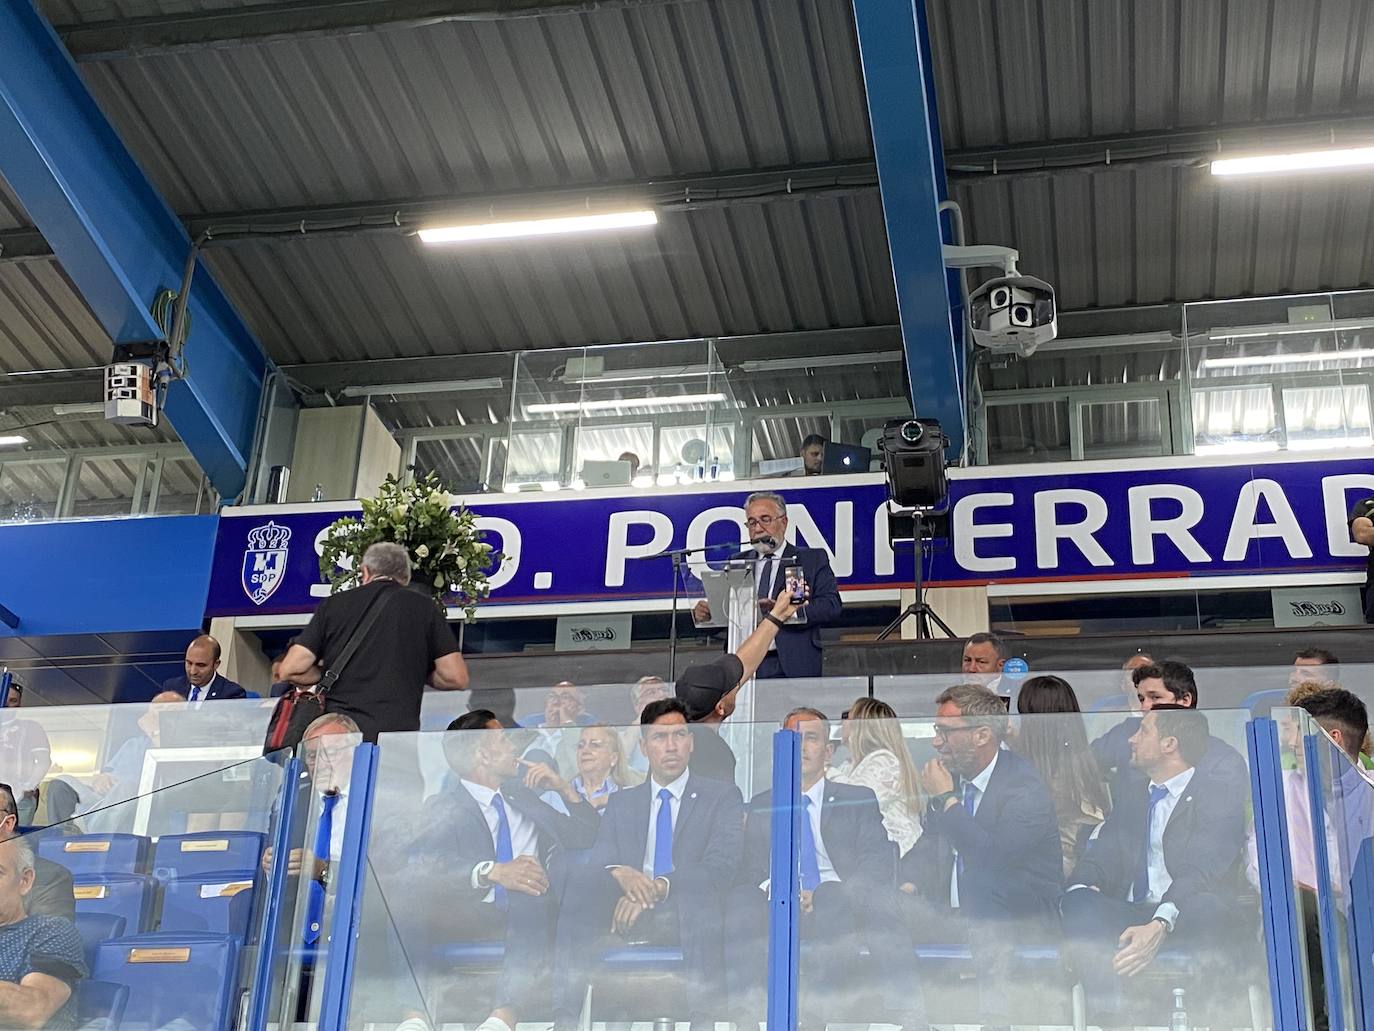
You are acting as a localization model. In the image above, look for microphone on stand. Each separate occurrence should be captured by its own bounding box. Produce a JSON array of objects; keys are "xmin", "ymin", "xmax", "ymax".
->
[{"xmin": 750, "ymin": 535, "xmax": 777, "ymax": 556}]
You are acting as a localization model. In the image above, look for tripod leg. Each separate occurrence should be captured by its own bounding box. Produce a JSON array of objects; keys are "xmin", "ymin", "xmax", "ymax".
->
[
  {"xmin": 876, "ymin": 605, "xmax": 917, "ymax": 642},
  {"xmin": 925, "ymin": 607, "xmax": 958, "ymax": 639}
]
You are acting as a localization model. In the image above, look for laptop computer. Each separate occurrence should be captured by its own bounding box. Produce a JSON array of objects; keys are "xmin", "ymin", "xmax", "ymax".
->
[
  {"xmin": 581, "ymin": 459, "xmax": 633, "ymax": 487},
  {"xmin": 822, "ymin": 441, "xmax": 871, "ymax": 474}
]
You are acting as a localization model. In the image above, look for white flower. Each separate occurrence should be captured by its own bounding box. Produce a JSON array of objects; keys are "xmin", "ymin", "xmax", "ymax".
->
[
  {"xmin": 454, "ymin": 555, "xmax": 467, "ymax": 570},
  {"xmin": 414, "ymin": 544, "xmax": 430, "ymax": 559}
]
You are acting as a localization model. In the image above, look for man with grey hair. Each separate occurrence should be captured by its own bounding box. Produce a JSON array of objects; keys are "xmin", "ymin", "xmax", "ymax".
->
[
  {"xmin": 691, "ymin": 489, "xmax": 842, "ymax": 678},
  {"xmin": 0, "ymin": 833, "xmax": 86, "ymax": 1030},
  {"xmin": 280, "ymin": 541, "xmax": 469, "ymax": 742}
]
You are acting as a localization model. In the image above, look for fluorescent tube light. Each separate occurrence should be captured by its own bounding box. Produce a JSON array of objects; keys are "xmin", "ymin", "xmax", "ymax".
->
[
  {"xmin": 1201, "ymin": 348, "xmax": 1374, "ymax": 369},
  {"xmin": 1211, "ymin": 146, "xmax": 1374, "ymax": 176},
  {"xmin": 418, "ymin": 210, "xmax": 657, "ymax": 244},
  {"xmin": 51, "ymin": 403, "xmax": 105, "ymax": 416},
  {"xmin": 527, "ymin": 392, "xmax": 727, "ymax": 415},
  {"xmin": 340, "ymin": 377, "xmax": 504, "ymax": 398},
  {"xmin": 0, "ymin": 435, "xmax": 27, "ymax": 447}
]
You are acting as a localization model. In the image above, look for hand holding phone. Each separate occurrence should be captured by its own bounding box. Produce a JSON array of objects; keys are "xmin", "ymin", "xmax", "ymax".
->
[{"xmin": 784, "ymin": 564, "xmax": 807, "ymax": 605}]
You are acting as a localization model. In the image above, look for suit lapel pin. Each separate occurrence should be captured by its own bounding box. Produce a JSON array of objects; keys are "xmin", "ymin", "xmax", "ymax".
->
[{"xmin": 689, "ymin": 792, "xmax": 697, "ymax": 800}]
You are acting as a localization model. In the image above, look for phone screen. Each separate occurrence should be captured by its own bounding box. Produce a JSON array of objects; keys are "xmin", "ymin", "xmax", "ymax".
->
[{"xmin": 784, "ymin": 565, "xmax": 806, "ymax": 603}]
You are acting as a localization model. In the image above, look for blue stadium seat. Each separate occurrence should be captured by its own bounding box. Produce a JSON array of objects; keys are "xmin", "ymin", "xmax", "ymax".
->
[
  {"xmin": 152, "ymin": 831, "xmax": 264, "ymax": 880},
  {"xmin": 92, "ymin": 932, "xmax": 241, "ymax": 1031},
  {"xmin": 74, "ymin": 912, "xmax": 127, "ymax": 972},
  {"xmin": 159, "ymin": 872, "xmax": 256, "ymax": 938},
  {"xmin": 73, "ymin": 874, "xmax": 157, "ymax": 933},
  {"xmin": 75, "ymin": 979, "xmax": 128, "ymax": 1031},
  {"xmin": 1243, "ymin": 688, "xmax": 1289, "ymax": 718},
  {"xmin": 37, "ymin": 833, "xmax": 150, "ymax": 876}
]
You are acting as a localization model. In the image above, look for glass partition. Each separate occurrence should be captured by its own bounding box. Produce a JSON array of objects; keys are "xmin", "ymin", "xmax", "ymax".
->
[
  {"xmin": 787, "ymin": 709, "xmax": 1269, "ymax": 1028},
  {"xmin": 346, "ymin": 720, "xmax": 772, "ymax": 1029},
  {"xmin": 0, "ymin": 699, "xmax": 278, "ymax": 834},
  {"xmin": 16, "ymin": 748, "xmax": 293, "ymax": 1031}
]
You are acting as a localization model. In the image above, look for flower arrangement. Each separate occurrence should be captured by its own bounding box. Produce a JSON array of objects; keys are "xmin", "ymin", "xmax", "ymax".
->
[{"xmin": 318, "ymin": 473, "xmax": 498, "ymax": 617}]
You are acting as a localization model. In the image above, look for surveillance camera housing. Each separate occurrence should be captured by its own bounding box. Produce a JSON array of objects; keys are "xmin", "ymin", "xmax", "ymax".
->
[{"xmin": 968, "ymin": 274, "xmax": 1057, "ymax": 358}]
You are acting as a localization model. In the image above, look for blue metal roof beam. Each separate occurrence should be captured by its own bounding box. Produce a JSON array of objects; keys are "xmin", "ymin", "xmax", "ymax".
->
[
  {"xmin": 852, "ymin": 0, "xmax": 965, "ymax": 459},
  {"xmin": 0, "ymin": 0, "xmax": 271, "ymax": 501}
]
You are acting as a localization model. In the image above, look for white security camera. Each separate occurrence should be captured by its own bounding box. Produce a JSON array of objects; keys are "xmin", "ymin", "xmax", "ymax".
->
[{"xmin": 968, "ymin": 274, "xmax": 1057, "ymax": 357}]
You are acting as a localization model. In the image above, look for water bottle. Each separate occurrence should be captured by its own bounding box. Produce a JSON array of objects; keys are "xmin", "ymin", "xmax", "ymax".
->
[
  {"xmin": 708, "ymin": 455, "xmax": 719, "ymax": 480},
  {"xmin": 310, "ymin": 483, "xmax": 325, "ymax": 503},
  {"xmin": 1170, "ymin": 987, "xmax": 1189, "ymax": 1031}
]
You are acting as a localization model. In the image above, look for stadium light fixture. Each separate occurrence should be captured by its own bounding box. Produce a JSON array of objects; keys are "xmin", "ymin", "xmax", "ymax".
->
[
  {"xmin": 1211, "ymin": 146, "xmax": 1374, "ymax": 176},
  {"xmin": 419, "ymin": 209, "xmax": 657, "ymax": 244}
]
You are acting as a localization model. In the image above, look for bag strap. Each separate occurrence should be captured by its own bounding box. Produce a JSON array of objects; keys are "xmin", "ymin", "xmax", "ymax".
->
[{"xmin": 318, "ymin": 585, "xmax": 397, "ymax": 692}]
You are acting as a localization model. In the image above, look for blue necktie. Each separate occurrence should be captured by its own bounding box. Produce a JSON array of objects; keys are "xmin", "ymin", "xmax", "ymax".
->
[
  {"xmin": 188, "ymin": 686, "xmax": 201, "ymax": 703},
  {"xmin": 1133, "ymin": 784, "xmax": 1171, "ymax": 902},
  {"xmin": 799, "ymin": 796, "xmax": 821, "ymax": 891},
  {"xmin": 652, "ymin": 788, "xmax": 674, "ymax": 878},
  {"xmin": 955, "ymin": 781, "xmax": 977, "ymax": 884},
  {"xmin": 756, "ymin": 557, "xmax": 775, "ymax": 600},
  {"xmin": 303, "ymin": 792, "xmax": 338, "ymax": 945},
  {"xmin": 492, "ymin": 793, "xmax": 514, "ymax": 909}
]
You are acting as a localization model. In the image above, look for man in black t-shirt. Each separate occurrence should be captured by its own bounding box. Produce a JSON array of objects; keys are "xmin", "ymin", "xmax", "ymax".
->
[
  {"xmin": 279, "ymin": 542, "xmax": 469, "ymax": 742},
  {"xmin": 1352, "ymin": 497, "xmax": 1374, "ymax": 624}
]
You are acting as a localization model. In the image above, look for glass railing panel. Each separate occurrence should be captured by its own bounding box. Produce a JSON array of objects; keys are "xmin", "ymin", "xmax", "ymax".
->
[
  {"xmin": 15, "ymin": 747, "xmax": 292, "ymax": 1031},
  {"xmin": 786, "ymin": 707, "xmax": 1270, "ymax": 1028},
  {"xmin": 346, "ymin": 719, "xmax": 772, "ymax": 1029}
]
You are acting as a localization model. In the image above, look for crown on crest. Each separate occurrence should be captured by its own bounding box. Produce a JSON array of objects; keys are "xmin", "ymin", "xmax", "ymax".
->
[{"xmin": 246, "ymin": 521, "xmax": 292, "ymax": 551}]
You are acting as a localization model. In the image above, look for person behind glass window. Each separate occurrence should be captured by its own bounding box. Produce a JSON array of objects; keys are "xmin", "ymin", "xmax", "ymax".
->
[
  {"xmin": 1349, "ymin": 495, "xmax": 1374, "ymax": 623},
  {"xmin": 162, "ymin": 634, "xmax": 246, "ymax": 701},
  {"xmin": 1063, "ymin": 707, "xmax": 1248, "ymax": 1024},
  {"xmin": 1118, "ymin": 652, "xmax": 1154, "ymax": 711},
  {"xmin": 1290, "ymin": 647, "xmax": 1340, "ymax": 691},
  {"xmin": 961, "ymin": 632, "xmax": 1010, "ymax": 700},
  {"xmin": 725, "ymin": 708, "xmax": 917, "ymax": 1028},
  {"xmin": 1012, "ymin": 676, "xmax": 1110, "ymax": 874},
  {"xmin": 0, "ymin": 784, "xmax": 72, "ymax": 921},
  {"xmin": 0, "ymin": 683, "xmax": 49, "ymax": 828},
  {"xmin": 518, "ymin": 683, "xmax": 593, "ymax": 778},
  {"xmin": 621, "ymin": 677, "xmax": 670, "ymax": 775},
  {"xmin": 827, "ymin": 697, "xmax": 924, "ymax": 858},
  {"xmin": 551, "ymin": 699, "xmax": 743, "ymax": 1031},
  {"xmin": 0, "ymin": 835, "xmax": 84, "ymax": 1031},
  {"xmin": 791, "ymin": 433, "xmax": 826, "ymax": 476},
  {"xmin": 572, "ymin": 725, "xmax": 639, "ymax": 808},
  {"xmin": 76, "ymin": 692, "xmax": 185, "ymax": 833}
]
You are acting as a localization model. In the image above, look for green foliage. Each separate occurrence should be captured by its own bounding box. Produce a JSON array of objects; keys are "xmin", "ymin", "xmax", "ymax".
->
[{"xmin": 318, "ymin": 473, "xmax": 500, "ymax": 618}]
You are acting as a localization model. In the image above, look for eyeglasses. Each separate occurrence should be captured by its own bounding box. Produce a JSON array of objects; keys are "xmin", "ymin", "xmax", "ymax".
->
[
  {"xmin": 930, "ymin": 724, "xmax": 978, "ymax": 742},
  {"xmin": 745, "ymin": 515, "xmax": 783, "ymax": 529}
]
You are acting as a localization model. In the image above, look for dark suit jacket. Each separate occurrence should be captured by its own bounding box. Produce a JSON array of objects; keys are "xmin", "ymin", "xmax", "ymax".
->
[
  {"xmin": 28, "ymin": 857, "xmax": 75, "ymax": 921},
  {"xmin": 737, "ymin": 543, "xmax": 842, "ymax": 678},
  {"xmin": 905, "ymin": 748, "xmax": 1063, "ymax": 922},
  {"xmin": 1067, "ymin": 763, "xmax": 1246, "ymax": 934},
  {"xmin": 418, "ymin": 779, "xmax": 600, "ymax": 893},
  {"xmin": 589, "ymin": 773, "xmax": 743, "ymax": 902},
  {"xmin": 161, "ymin": 674, "xmax": 247, "ymax": 701},
  {"xmin": 1094, "ymin": 717, "xmax": 1249, "ymax": 796},
  {"xmin": 740, "ymin": 780, "xmax": 895, "ymax": 895}
]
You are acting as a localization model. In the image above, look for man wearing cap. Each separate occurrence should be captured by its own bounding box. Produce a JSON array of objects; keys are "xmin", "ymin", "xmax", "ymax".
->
[
  {"xmin": 676, "ymin": 589, "xmax": 810, "ymax": 782},
  {"xmin": 691, "ymin": 491, "xmax": 842, "ymax": 679}
]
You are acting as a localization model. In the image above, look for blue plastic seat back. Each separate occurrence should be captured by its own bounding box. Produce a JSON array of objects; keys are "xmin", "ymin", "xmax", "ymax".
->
[
  {"xmin": 75, "ymin": 979, "xmax": 128, "ymax": 1031},
  {"xmin": 159, "ymin": 872, "xmax": 256, "ymax": 938},
  {"xmin": 152, "ymin": 831, "xmax": 264, "ymax": 881},
  {"xmin": 74, "ymin": 912, "xmax": 128, "ymax": 971},
  {"xmin": 74, "ymin": 875, "xmax": 157, "ymax": 934},
  {"xmin": 38, "ymin": 834, "xmax": 151, "ymax": 877},
  {"xmin": 92, "ymin": 932, "xmax": 240, "ymax": 1031}
]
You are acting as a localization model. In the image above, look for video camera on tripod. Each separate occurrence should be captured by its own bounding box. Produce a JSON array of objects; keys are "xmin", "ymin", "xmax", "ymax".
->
[{"xmin": 877, "ymin": 417, "xmax": 954, "ymax": 640}]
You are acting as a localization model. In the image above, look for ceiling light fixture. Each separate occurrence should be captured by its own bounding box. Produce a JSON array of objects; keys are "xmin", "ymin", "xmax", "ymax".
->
[
  {"xmin": 1201, "ymin": 348, "xmax": 1374, "ymax": 369},
  {"xmin": 339, "ymin": 377, "xmax": 504, "ymax": 398},
  {"xmin": 418, "ymin": 209, "xmax": 657, "ymax": 244},
  {"xmin": 0, "ymin": 435, "xmax": 28, "ymax": 447},
  {"xmin": 527, "ymin": 392, "xmax": 726, "ymax": 415},
  {"xmin": 1211, "ymin": 146, "xmax": 1374, "ymax": 176}
]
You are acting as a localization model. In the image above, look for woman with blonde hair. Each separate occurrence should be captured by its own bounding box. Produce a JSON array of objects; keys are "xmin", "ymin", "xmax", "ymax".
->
[
  {"xmin": 827, "ymin": 696, "xmax": 923, "ymax": 855},
  {"xmin": 570, "ymin": 724, "xmax": 641, "ymax": 808}
]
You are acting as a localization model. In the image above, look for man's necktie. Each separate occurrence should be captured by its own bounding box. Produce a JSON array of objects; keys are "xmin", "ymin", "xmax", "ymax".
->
[
  {"xmin": 492, "ymin": 793, "xmax": 514, "ymax": 909},
  {"xmin": 1132, "ymin": 784, "xmax": 1172, "ymax": 902},
  {"xmin": 799, "ymin": 796, "xmax": 822, "ymax": 891},
  {"xmin": 652, "ymin": 788, "xmax": 674, "ymax": 878},
  {"xmin": 955, "ymin": 781, "xmax": 977, "ymax": 884},
  {"xmin": 303, "ymin": 792, "xmax": 338, "ymax": 945},
  {"xmin": 756, "ymin": 557, "xmax": 775, "ymax": 601},
  {"xmin": 188, "ymin": 686, "xmax": 201, "ymax": 703}
]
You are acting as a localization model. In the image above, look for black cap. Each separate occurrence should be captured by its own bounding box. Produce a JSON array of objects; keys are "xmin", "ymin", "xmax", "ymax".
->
[{"xmin": 674, "ymin": 655, "xmax": 745, "ymax": 721}]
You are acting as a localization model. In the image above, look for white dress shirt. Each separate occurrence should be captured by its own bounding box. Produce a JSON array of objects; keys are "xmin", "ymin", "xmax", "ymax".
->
[
  {"xmin": 462, "ymin": 779, "xmax": 539, "ymax": 901},
  {"xmin": 326, "ymin": 788, "xmax": 348, "ymax": 862},
  {"xmin": 950, "ymin": 750, "xmax": 999, "ymax": 908},
  {"xmin": 1133, "ymin": 766, "xmax": 1194, "ymax": 930},
  {"xmin": 640, "ymin": 770, "xmax": 689, "ymax": 876}
]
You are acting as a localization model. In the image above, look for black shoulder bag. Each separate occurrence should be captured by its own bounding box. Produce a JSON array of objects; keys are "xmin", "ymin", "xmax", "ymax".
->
[{"xmin": 263, "ymin": 587, "xmax": 395, "ymax": 754}]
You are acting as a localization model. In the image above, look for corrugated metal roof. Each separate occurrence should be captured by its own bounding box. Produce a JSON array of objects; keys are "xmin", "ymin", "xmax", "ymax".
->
[{"xmin": 0, "ymin": 261, "xmax": 110, "ymax": 374}]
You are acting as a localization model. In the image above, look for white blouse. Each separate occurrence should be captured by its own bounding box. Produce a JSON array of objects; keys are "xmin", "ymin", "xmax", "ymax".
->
[{"xmin": 828, "ymin": 748, "xmax": 922, "ymax": 856}]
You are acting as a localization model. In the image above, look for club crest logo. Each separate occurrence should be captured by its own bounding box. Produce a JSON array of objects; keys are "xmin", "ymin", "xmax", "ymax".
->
[{"xmin": 242, "ymin": 521, "xmax": 292, "ymax": 605}]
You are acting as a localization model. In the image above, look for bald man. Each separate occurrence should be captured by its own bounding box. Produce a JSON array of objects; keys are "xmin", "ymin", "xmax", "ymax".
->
[
  {"xmin": 0, "ymin": 836, "xmax": 85, "ymax": 1030},
  {"xmin": 162, "ymin": 635, "xmax": 246, "ymax": 701}
]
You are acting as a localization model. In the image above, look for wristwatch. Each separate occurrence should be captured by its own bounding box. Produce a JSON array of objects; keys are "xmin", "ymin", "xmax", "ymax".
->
[
  {"xmin": 928, "ymin": 791, "xmax": 957, "ymax": 813},
  {"xmin": 763, "ymin": 613, "xmax": 787, "ymax": 628},
  {"xmin": 475, "ymin": 860, "xmax": 495, "ymax": 887}
]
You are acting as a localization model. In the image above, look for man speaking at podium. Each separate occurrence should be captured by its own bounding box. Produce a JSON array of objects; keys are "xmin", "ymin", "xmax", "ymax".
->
[{"xmin": 692, "ymin": 490, "xmax": 841, "ymax": 679}]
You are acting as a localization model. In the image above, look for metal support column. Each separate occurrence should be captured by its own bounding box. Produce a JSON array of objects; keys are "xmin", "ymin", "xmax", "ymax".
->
[{"xmin": 766, "ymin": 728, "xmax": 802, "ymax": 1030}]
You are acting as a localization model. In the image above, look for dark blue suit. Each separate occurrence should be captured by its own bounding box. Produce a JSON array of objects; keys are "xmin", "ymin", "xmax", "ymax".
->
[
  {"xmin": 552, "ymin": 772, "xmax": 743, "ymax": 1027},
  {"xmin": 741, "ymin": 543, "xmax": 842, "ymax": 679},
  {"xmin": 411, "ymin": 781, "xmax": 599, "ymax": 1016},
  {"xmin": 161, "ymin": 673, "xmax": 247, "ymax": 700},
  {"xmin": 1062, "ymin": 763, "xmax": 1250, "ymax": 1021},
  {"xmin": 726, "ymin": 781, "xmax": 917, "ymax": 1024}
]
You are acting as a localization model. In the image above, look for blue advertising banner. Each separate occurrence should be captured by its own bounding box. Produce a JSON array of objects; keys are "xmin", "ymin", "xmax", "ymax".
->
[{"xmin": 205, "ymin": 452, "xmax": 1374, "ymax": 620}]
